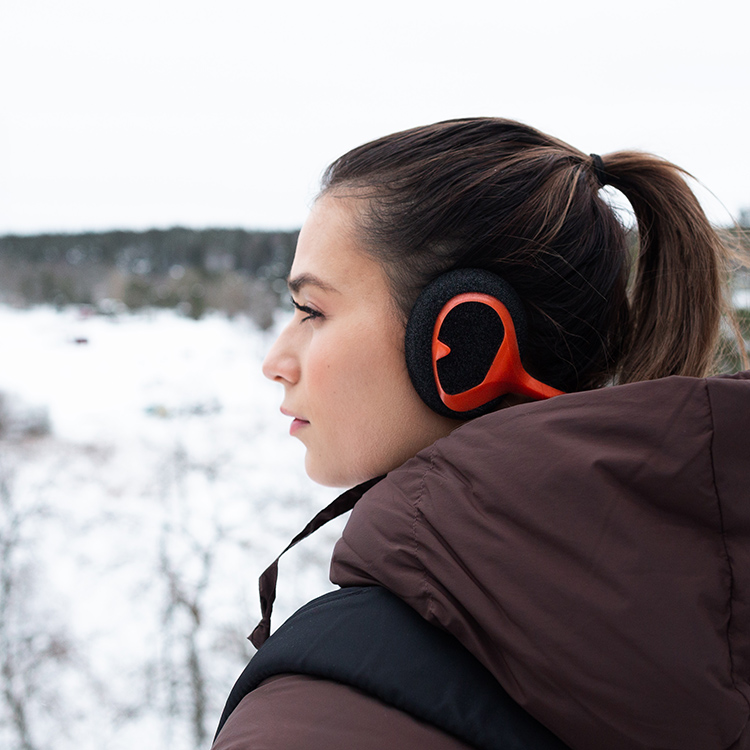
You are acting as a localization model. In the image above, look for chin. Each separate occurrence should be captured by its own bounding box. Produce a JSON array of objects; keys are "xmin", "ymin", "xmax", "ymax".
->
[{"xmin": 304, "ymin": 454, "xmax": 347, "ymax": 488}]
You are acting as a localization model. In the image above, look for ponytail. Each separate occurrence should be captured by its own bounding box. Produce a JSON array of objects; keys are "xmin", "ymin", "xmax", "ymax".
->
[{"xmin": 601, "ymin": 152, "xmax": 742, "ymax": 382}]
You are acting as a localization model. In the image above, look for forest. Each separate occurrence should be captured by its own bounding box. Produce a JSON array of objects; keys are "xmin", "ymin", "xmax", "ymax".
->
[
  {"xmin": 1, "ymin": 223, "xmax": 748, "ymax": 333},
  {"xmin": 0, "ymin": 227, "xmax": 298, "ymax": 327}
]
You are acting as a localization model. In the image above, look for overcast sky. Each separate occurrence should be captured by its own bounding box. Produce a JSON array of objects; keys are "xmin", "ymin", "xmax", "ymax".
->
[{"xmin": 1, "ymin": 0, "xmax": 748, "ymax": 235}]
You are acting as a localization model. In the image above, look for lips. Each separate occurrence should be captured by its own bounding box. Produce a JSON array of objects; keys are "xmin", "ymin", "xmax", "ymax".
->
[
  {"xmin": 290, "ymin": 417, "xmax": 310, "ymax": 436},
  {"xmin": 281, "ymin": 407, "xmax": 310, "ymax": 436}
]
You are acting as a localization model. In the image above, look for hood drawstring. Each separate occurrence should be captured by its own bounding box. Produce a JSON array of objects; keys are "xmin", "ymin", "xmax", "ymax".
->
[{"xmin": 250, "ymin": 475, "xmax": 384, "ymax": 648}]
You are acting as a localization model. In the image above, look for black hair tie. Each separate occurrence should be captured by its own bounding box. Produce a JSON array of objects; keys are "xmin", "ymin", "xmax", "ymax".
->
[{"xmin": 589, "ymin": 153, "xmax": 608, "ymax": 188}]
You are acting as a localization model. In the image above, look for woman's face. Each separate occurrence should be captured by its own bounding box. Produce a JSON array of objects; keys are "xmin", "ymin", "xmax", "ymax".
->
[{"xmin": 262, "ymin": 194, "xmax": 460, "ymax": 487}]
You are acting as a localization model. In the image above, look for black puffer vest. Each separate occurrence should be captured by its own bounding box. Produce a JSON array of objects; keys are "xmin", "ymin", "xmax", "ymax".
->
[{"xmin": 215, "ymin": 586, "xmax": 568, "ymax": 750}]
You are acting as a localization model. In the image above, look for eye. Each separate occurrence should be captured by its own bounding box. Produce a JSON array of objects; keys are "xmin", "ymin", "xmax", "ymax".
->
[{"xmin": 290, "ymin": 296, "xmax": 323, "ymax": 323}]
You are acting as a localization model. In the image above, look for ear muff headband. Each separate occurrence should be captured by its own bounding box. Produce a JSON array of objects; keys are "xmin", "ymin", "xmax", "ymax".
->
[
  {"xmin": 432, "ymin": 292, "xmax": 563, "ymax": 411},
  {"xmin": 405, "ymin": 268, "xmax": 563, "ymax": 419}
]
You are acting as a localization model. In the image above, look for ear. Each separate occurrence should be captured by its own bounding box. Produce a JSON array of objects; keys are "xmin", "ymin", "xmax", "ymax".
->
[{"xmin": 405, "ymin": 269, "xmax": 562, "ymax": 419}]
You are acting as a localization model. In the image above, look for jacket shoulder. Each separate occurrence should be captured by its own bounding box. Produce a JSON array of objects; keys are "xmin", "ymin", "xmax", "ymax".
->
[{"xmin": 332, "ymin": 373, "xmax": 750, "ymax": 750}]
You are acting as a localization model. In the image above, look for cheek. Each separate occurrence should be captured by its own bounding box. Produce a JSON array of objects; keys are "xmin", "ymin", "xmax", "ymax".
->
[
  {"xmin": 309, "ymin": 324, "xmax": 406, "ymax": 404},
  {"xmin": 302, "ymin": 327, "xmax": 413, "ymax": 484}
]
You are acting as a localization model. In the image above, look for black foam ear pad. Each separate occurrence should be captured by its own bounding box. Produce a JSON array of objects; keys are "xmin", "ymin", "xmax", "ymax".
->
[{"xmin": 405, "ymin": 268, "xmax": 528, "ymax": 419}]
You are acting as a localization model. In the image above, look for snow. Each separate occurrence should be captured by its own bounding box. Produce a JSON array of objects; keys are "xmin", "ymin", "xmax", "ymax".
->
[
  {"xmin": 0, "ymin": 305, "xmax": 340, "ymax": 750},
  {"xmin": 3, "ymin": 292, "xmax": 746, "ymax": 749}
]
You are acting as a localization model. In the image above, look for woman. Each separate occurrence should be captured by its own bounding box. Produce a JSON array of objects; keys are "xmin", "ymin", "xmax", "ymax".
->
[{"xmin": 213, "ymin": 119, "xmax": 750, "ymax": 750}]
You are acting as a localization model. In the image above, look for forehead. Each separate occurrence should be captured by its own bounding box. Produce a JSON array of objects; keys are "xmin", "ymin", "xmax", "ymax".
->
[{"xmin": 290, "ymin": 195, "xmax": 387, "ymax": 295}]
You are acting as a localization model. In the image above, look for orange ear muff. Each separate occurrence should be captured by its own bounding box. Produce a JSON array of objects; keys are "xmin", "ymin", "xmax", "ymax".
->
[
  {"xmin": 405, "ymin": 268, "xmax": 563, "ymax": 419},
  {"xmin": 432, "ymin": 292, "xmax": 563, "ymax": 412}
]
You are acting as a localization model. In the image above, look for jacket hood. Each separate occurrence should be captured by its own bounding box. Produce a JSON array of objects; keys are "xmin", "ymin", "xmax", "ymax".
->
[{"xmin": 330, "ymin": 371, "xmax": 750, "ymax": 750}]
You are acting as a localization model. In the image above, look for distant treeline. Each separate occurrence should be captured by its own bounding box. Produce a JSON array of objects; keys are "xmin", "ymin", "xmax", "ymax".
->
[
  {"xmin": 1, "ymin": 225, "xmax": 748, "ymax": 329},
  {"xmin": 0, "ymin": 227, "xmax": 298, "ymax": 327},
  {"xmin": 725, "ymin": 226, "xmax": 750, "ymax": 290}
]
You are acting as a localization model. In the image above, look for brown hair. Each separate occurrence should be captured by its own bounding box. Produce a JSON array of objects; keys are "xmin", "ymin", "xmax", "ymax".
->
[{"xmin": 321, "ymin": 118, "xmax": 742, "ymax": 392}]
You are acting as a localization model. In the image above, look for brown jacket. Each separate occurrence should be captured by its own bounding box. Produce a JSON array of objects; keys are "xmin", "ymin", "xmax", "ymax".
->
[
  {"xmin": 213, "ymin": 674, "xmax": 475, "ymax": 749},
  {"xmin": 330, "ymin": 371, "xmax": 750, "ymax": 749}
]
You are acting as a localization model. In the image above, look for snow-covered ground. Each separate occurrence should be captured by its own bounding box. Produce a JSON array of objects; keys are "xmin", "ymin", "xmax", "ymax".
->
[
  {"xmin": 1, "ymin": 294, "xmax": 748, "ymax": 750},
  {"xmin": 0, "ymin": 305, "xmax": 340, "ymax": 750}
]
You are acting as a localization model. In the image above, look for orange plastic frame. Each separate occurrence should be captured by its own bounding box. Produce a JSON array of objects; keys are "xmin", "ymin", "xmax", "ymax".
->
[{"xmin": 431, "ymin": 293, "xmax": 564, "ymax": 411}]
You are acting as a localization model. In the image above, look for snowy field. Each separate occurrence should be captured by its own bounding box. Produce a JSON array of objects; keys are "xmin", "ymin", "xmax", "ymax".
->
[
  {"xmin": 1, "ymin": 294, "xmax": 748, "ymax": 750},
  {"xmin": 0, "ymin": 305, "xmax": 340, "ymax": 750}
]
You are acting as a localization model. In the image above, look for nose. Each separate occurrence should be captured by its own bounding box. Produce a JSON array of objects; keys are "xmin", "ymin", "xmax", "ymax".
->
[{"xmin": 262, "ymin": 322, "xmax": 301, "ymax": 385}]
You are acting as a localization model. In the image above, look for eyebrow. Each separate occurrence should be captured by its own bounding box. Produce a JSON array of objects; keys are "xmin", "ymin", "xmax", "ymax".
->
[{"xmin": 287, "ymin": 273, "xmax": 340, "ymax": 295}]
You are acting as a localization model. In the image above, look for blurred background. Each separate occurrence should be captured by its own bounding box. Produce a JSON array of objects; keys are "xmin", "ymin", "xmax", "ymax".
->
[{"xmin": 0, "ymin": 1, "xmax": 748, "ymax": 748}]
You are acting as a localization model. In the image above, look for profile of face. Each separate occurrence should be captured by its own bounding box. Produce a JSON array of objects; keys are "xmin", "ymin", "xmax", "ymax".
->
[{"xmin": 262, "ymin": 194, "xmax": 460, "ymax": 487}]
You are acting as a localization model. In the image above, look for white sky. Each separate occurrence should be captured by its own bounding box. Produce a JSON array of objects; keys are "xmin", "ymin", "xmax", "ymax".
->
[{"xmin": 1, "ymin": 0, "xmax": 748, "ymax": 235}]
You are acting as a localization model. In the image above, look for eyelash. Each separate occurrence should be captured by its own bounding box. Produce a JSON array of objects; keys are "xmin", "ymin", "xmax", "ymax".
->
[{"xmin": 290, "ymin": 297, "xmax": 322, "ymax": 322}]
